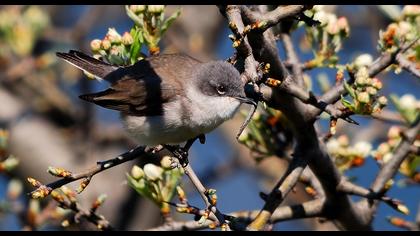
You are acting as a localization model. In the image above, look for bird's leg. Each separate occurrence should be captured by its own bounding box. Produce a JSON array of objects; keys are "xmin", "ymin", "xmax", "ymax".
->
[{"xmin": 164, "ymin": 134, "xmax": 205, "ymax": 167}]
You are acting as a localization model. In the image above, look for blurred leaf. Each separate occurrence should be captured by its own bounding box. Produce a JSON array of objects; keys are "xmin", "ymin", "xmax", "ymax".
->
[
  {"xmin": 377, "ymin": 5, "xmax": 402, "ymax": 21},
  {"xmin": 160, "ymin": 8, "xmax": 181, "ymax": 35}
]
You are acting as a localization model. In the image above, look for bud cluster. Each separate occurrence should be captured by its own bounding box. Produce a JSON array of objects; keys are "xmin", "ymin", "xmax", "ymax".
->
[
  {"xmin": 125, "ymin": 5, "xmax": 181, "ymax": 55},
  {"xmin": 85, "ymin": 5, "xmax": 180, "ymax": 76},
  {"xmin": 341, "ymin": 67, "xmax": 387, "ymax": 115},
  {"xmin": 326, "ymin": 135, "xmax": 372, "ymax": 171},
  {"xmin": 372, "ymin": 125, "xmax": 420, "ymax": 184},
  {"xmin": 127, "ymin": 158, "xmax": 184, "ymax": 215},
  {"xmin": 0, "ymin": 6, "xmax": 50, "ymax": 56},
  {"xmin": 89, "ymin": 28, "xmax": 136, "ymax": 67},
  {"xmin": 390, "ymin": 93, "xmax": 420, "ymax": 124},
  {"xmin": 302, "ymin": 6, "xmax": 350, "ymax": 68},
  {"xmin": 378, "ymin": 5, "xmax": 420, "ymax": 54},
  {"xmin": 238, "ymin": 107, "xmax": 292, "ymax": 162}
]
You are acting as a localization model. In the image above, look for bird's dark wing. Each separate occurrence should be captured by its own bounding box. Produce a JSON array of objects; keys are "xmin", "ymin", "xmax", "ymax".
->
[
  {"xmin": 56, "ymin": 50, "xmax": 119, "ymax": 81},
  {"xmin": 79, "ymin": 54, "xmax": 201, "ymax": 116}
]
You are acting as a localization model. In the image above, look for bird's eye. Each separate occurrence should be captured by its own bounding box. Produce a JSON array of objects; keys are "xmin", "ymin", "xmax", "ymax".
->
[{"xmin": 216, "ymin": 85, "xmax": 226, "ymax": 95}]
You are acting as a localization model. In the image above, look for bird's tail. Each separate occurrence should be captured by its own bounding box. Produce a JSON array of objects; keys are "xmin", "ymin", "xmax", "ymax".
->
[{"xmin": 56, "ymin": 50, "xmax": 118, "ymax": 81}]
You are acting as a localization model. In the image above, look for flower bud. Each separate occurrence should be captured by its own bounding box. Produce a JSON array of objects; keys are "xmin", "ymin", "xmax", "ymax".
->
[
  {"xmin": 357, "ymin": 91, "xmax": 370, "ymax": 103},
  {"xmin": 106, "ymin": 28, "xmax": 121, "ymax": 44},
  {"xmin": 7, "ymin": 179, "xmax": 23, "ymax": 200},
  {"xmin": 402, "ymin": 5, "xmax": 420, "ymax": 17},
  {"xmin": 337, "ymin": 17, "xmax": 350, "ymax": 36},
  {"xmin": 109, "ymin": 45, "xmax": 123, "ymax": 56},
  {"xmin": 121, "ymin": 32, "xmax": 133, "ymax": 46},
  {"xmin": 90, "ymin": 39, "xmax": 101, "ymax": 52},
  {"xmin": 354, "ymin": 141, "xmax": 372, "ymax": 157},
  {"xmin": 326, "ymin": 21, "xmax": 339, "ymax": 35},
  {"xmin": 399, "ymin": 21, "xmax": 412, "ymax": 36},
  {"xmin": 160, "ymin": 156, "xmax": 173, "ymax": 169},
  {"xmin": 377, "ymin": 143, "xmax": 391, "ymax": 156},
  {"xmin": 313, "ymin": 11, "xmax": 329, "ymax": 26},
  {"xmin": 130, "ymin": 5, "xmax": 146, "ymax": 14},
  {"xmin": 337, "ymin": 135, "xmax": 349, "ymax": 147},
  {"xmin": 387, "ymin": 126, "xmax": 401, "ymax": 140},
  {"xmin": 101, "ymin": 39, "xmax": 111, "ymax": 51},
  {"xmin": 147, "ymin": 5, "xmax": 165, "ymax": 14},
  {"xmin": 354, "ymin": 54, "xmax": 373, "ymax": 68},
  {"xmin": 377, "ymin": 96, "xmax": 388, "ymax": 106},
  {"xmin": 2, "ymin": 155, "xmax": 19, "ymax": 171},
  {"xmin": 371, "ymin": 78, "xmax": 383, "ymax": 90},
  {"xmin": 326, "ymin": 139, "xmax": 340, "ymax": 154},
  {"xmin": 383, "ymin": 153, "xmax": 393, "ymax": 163},
  {"xmin": 355, "ymin": 76, "xmax": 367, "ymax": 86},
  {"xmin": 143, "ymin": 163, "xmax": 163, "ymax": 181},
  {"xmin": 131, "ymin": 165, "xmax": 144, "ymax": 180},
  {"xmin": 366, "ymin": 87, "xmax": 377, "ymax": 96},
  {"xmin": 399, "ymin": 94, "xmax": 416, "ymax": 110}
]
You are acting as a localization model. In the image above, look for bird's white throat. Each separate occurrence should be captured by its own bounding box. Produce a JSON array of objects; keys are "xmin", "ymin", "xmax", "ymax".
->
[{"xmin": 185, "ymin": 84, "xmax": 241, "ymax": 130}]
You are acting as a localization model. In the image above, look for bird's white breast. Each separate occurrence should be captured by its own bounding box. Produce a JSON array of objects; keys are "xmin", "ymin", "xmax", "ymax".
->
[{"xmin": 121, "ymin": 86, "xmax": 241, "ymax": 146}]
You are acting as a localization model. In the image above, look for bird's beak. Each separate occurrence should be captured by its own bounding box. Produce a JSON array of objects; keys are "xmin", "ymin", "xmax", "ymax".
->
[{"xmin": 235, "ymin": 96, "xmax": 257, "ymax": 107}]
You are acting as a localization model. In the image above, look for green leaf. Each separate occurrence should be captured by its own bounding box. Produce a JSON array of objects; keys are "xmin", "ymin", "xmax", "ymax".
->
[
  {"xmin": 343, "ymin": 80, "xmax": 356, "ymax": 98},
  {"xmin": 129, "ymin": 28, "xmax": 143, "ymax": 64},
  {"xmin": 125, "ymin": 5, "xmax": 144, "ymax": 27},
  {"xmin": 390, "ymin": 94, "xmax": 416, "ymax": 124},
  {"xmin": 160, "ymin": 8, "xmax": 181, "ymax": 35},
  {"xmin": 341, "ymin": 96, "xmax": 354, "ymax": 111}
]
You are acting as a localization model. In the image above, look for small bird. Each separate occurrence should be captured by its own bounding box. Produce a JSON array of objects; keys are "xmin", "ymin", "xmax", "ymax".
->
[{"xmin": 57, "ymin": 50, "xmax": 256, "ymax": 146}]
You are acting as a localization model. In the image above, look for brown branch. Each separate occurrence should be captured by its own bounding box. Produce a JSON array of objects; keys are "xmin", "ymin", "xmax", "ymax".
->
[
  {"xmin": 54, "ymin": 196, "xmax": 113, "ymax": 231},
  {"xmin": 357, "ymin": 116, "xmax": 420, "ymax": 224},
  {"xmin": 396, "ymin": 55, "xmax": 420, "ymax": 79},
  {"xmin": 240, "ymin": 5, "xmax": 308, "ymax": 33},
  {"xmin": 183, "ymin": 164, "xmax": 226, "ymax": 227},
  {"xmin": 337, "ymin": 178, "xmax": 409, "ymax": 215},
  {"xmin": 29, "ymin": 145, "xmax": 159, "ymax": 198},
  {"xmin": 147, "ymin": 199, "xmax": 324, "ymax": 231},
  {"xmin": 370, "ymin": 109, "xmax": 407, "ymax": 124},
  {"xmin": 280, "ymin": 33, "xmax": 306, "ymax": 88},
  {"xmin": 370, "ymin": 116, "xmax": 420, "ymax": 193},
  {"xmin": 247, "ymin": 153, "xmax": 307, "ymax": 230},
  {"xmin": 219, "ymin": 5, "xmax": 259, "ymax": 84}
]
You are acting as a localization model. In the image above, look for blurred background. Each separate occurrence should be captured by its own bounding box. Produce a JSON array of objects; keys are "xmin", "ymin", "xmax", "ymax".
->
[{"xmin": 0, "ymin": 5, "xmax": 419, "ymax": 231}]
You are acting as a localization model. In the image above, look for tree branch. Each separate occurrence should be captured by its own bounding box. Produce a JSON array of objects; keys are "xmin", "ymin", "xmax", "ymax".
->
[
  {"xmin": 247, "ymin": 153, "xmax": 307, "ymax": 230},
  {"xmin": 396, "ymin": 55, "xmax": 420, "ymax": 79},
  {"xmin": 29, "ymin": 145, "xmax": 159, "ymax": 198}
]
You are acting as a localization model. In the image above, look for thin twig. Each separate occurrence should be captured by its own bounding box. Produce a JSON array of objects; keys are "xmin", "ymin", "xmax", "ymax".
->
[{"xmin": 29, "ymin": 146, "xmax": 159, "ymax": 197}]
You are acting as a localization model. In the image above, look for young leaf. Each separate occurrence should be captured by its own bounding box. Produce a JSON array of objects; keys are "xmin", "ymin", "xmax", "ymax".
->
[{"xmin": 160, "ymin": 8, "xmax": 181, "ymax": 35}]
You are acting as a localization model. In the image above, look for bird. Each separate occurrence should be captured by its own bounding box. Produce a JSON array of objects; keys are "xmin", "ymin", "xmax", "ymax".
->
[{"xmin": 56, "ymin": 50, "xmax": 256, "ymax": 146}]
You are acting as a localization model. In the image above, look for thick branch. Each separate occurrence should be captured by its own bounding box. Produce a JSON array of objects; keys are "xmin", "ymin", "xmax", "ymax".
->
[{"xmin": 247, "ymin": 153, "xmax": 307, "ymax": 230}]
